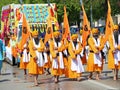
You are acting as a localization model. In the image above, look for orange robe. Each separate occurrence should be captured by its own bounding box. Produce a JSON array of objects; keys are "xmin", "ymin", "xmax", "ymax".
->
[
  {"xmin": 62, "ymin": 39, "xmax": 69, "ymax": 77},
  {"xmin": 50, "ymin": 40, "xmax": 65, "ymax": 76},
  {"xmin": 86, "ymin": 36, "xmax": 103, "ymax": 72},
  {"xmin": 28, "ymin": 39, "xmax": 44, "ymax": 75},
  {"xmin": 108, "ymin": 35, "xmax": 120, "ymax": 69},
  {"xmin": 67, "ymin": 41, "xmax": 83, "ymax": 79},
  {"xmin": 44, "ymin": 47, "xmax": 51, "ymax": 69},
  {"xmin": 99, "ymin": 35, "xmax": 106, "ymax": 70},
  {"xmin": 19, "ymin": 41, "xmax": 29, "ymax": 70}
]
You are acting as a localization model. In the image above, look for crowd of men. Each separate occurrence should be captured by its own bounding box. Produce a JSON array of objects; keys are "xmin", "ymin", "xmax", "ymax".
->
[{"xmin": 0, "ymin": 24, "xmax": 120, "ymax": 86}]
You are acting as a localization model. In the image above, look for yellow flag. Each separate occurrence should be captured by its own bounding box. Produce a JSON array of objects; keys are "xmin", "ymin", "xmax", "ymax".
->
[
  {"xmin": 81, "ymin": 4, "xmax": 91, "ymax": 47},
  {"xmin": 20, "ymin": 14, "xmax": 30, "ymax": 49},
  {"xmin": 44, "ymin": 7, "xmax": 53, "ymax": 44},
  {"xmin": 104, "ymin": 0, "xmax": 114, "ymax": 43},
  {"xmin": 62, "ymin": 6, "xmax": 71, "ymax": 41}
]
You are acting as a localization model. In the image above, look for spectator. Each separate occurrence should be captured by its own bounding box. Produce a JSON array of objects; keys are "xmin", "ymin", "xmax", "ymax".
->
[{"xmin": 0, "ymin": 36, "xmax": 6, "ymax": 75}]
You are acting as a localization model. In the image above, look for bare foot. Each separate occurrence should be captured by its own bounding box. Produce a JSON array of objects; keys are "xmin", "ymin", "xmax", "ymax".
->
[
  {"xmin": 34, "ymin": 82, "xmax": 39, "ymax": 86},
  {"xmin": 96, "ymin": 77, "xmax": 100, "ymax": 80},
  {"xmin": 54, "ymin": 78, "xmax": 58, "ymax": 83},
  {"xmin": 77, "ymin": 77, "xmax": 81, "ymax": 81},
  {"xmin": 113, "ymin": 76, "xmax": 117, "ymax": 80},
  {"xmin": 88, "ymin": 76, "xmax": 92, "ymax": 80}
]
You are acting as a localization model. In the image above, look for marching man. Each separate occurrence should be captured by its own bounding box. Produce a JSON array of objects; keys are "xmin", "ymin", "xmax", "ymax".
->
[
  {"xmin": 108, "ymin": 25, "xmax": 120, "ymax": 80},
  {"xmin": 50, "ymin": 31, "xmax": 65, "ymax": 83},
  {"xmin": 67, "ymin": 34, "xmax": 84, "ymax": 81},
  {"xmin": 87, "ymin": 28, "xmax": 104, "ymax": 80},
  {"xmin": 28, "ymin": 30, "xmax": 44, "ymax": 86}
]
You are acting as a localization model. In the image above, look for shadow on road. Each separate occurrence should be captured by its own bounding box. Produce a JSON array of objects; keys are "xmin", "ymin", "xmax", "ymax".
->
[{"xmin": 0, "ymin": 79, "xmax": 11, "ymax": 82}]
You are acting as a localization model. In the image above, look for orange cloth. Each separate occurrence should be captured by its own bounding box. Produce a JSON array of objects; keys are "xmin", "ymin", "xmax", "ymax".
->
[
  {"xmin": 21, "ymin": 14, "xmax": 30, "ymax": 50},
  {"xmin": 81, "ymin": 4, "xmax": 91, "ymax": 47},
  {"xmin": 86, "ymin": 37, "xmax": 103, "ymax": 72},
  {"xmin": 20, "ymin": 57, "xmax": 28, "ymax": 69},
  {"xmin": 71, "ymin": 34, "xmax": 78, "ymax": 40},
  {"xmin": 19, "ymin": 42, "xmax": 29, "ymax": 70},
  {"xmin": 81, "ymin": 55, "xmax": 87, "ymax": 65},
  {"xmin": 53, "ymin": 31, "xmax": 60, "ymax": 37},
  {"xmin": 27, "ymin": 39, "xmax": 44, "ymax": 75},
  {"xmin": 44, "ymin": 54, "xmax": 51, "ymax": 69},
  {"xmin": 62, "ymin": 39, "xmax": 69, "ymax": 77},
  {"xmin": 12, "ymin": 47, "xmax": 17, "ymax": 58},
  {"xmin": 44, "ymin": 7, "xmax": 53, "ymax": 44},
  {"xmin": 104, "ymin": 0, "xmax": 114, "ymax": 44},
  {"xmin": 31, "ymin": 29, "xmax": 38, "ymax": 36},
  {"xmin": 108, "ymin": 35, "xmax": 120, "ymax": 69},
  {"xmin": 67, "ymin": 41, "xmax": 82, "ymax": 78},
  {"xmin": 50, "ymin": 40, "xmax": 65, "ymax": 76},
  {"xmin": 62, "ymin": 6, "xmax": 71, "ymax": 40},
  {"xmin": 92, "ymin": 28, "xmax": 99, "ymax": 34}
]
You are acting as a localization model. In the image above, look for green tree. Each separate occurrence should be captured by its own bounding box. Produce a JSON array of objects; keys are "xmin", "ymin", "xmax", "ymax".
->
[{"xmin": 1, "ymin": 0, "xmax": 120, "ymax": 28}]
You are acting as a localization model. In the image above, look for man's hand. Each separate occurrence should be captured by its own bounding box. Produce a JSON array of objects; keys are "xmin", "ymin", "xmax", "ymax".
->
[
  {"xmin": 24, "ymin": 47, "xmax": 27, "ymax": 49},
  {"xmin": 73, "ymin": 50, "xmax": 75, "ymax": 53},
  {"xmin": 54, "ymin": 47, "xmax": 58, "ymax": 50},
  {"xmin": 34, "ymin": 56, "xmax": 38, "ymax": 61},
  {"xmin": 33, "ymin": 47, "xmax": 37, "ymax": 50}
]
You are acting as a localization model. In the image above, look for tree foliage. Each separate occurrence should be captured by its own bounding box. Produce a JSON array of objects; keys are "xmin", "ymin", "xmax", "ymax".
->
[{"xmin": 0, "ymin": 0, "xmax": 120, "ymax": 26}]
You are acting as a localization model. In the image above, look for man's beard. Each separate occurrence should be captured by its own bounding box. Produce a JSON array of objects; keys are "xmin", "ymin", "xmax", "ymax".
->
[
  {"xmin": 73, "ymin": 40, "xmax": 77, "ymax": 48},
  {"xmin": 93, "ymin": 34, "xmax": 98, "ymax": 39},
  {"xmin": 55, "ymin": 38, "xmax": 60, "ymax": 42},
  {"xmin": 34, "ymin": 38, "xmax": 39, "ymax": 45},
  {"xmin": 113, "ymin": 30, "xmax": 118, "ymax": 44}
]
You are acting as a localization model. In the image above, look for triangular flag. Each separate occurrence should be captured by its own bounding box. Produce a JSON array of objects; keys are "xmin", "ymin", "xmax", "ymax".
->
[
  {"xmin": 44, "ymin": 7, "xmax": 53, "ymax": 44},
  {"xmin": 81, "ymin": 4, "xmax": 91, "ymax": 47},
  {"xmin": 20, "ymin": 14, "xmax": 30, "ymax": 49},
  {"xmin": 104, "ymin": 0, "xmax": 114, "ymax": 43},
  {"xmin": 62, "ymin": 6, "xmax": 71, "ymax": 41}
]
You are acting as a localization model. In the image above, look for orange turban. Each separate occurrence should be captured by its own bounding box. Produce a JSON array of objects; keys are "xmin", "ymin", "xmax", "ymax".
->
[
  {"xmin": 31, "ymin": 30, "xmax": 38, "ymax": 36},
  {"xmin": 113, "ymin": 25, "xmax": 119, "ymax": 31},
  {"xmin": 80, "ymin": 30, "xmax": 83, "ymax": 35},
  {"xmin": 92, "ymin": 28, "xmax": 98, "ymax": 34},
  {"xmin": 53, "ymin": 31, "xmax": 60, "ymax": 37},
  {"xmin": 71, "ymin": 34, "xmax": 78, "ymax": 40}
]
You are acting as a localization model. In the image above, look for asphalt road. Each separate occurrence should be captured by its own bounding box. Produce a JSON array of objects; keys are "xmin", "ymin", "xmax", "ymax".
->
[{"xmin": 0, "ymin": 62, "xmax": 120, "ymax": 90}]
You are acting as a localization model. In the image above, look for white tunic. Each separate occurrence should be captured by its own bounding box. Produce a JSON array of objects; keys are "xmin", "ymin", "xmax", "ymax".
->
[
  {"xmin": 52, "ymin": 41, "xmax": 64, "ymax": 69},
  {"xmin": 23, "ymin": 43, "xmax": 30, "ymax": 62},
  {"xmin": 93, "ymin": 38, "xmax": 102, "ymax": 67},
  {"xmin": 113, "ymin": 34, "xmax": 120, "ymax": 65},
  {"xmin": 33, "ymin": 39, "xmax": 44, "ymax": 67},
  {"xmin": 71, "ymin": 42, "xmax": 84, "ymax": 73}
]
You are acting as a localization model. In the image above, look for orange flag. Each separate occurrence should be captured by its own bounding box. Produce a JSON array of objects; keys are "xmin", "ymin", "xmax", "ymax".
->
[
  {"xmin": 104, "ymin": 0, "xmax": 114, "ymax": 43},
  {"xmin": 81, "ymin": 4, "xmax": 91, "ymax": 47},
  {"xmin": 44, "ymin": 7, "xmax": 53, "ymax": 44},
  {"xmin": 21, "ymin": 14, "xmax": 30, "ymax": 49},
  {"xmin": 62, "ymin": 6, "xmax": 71, "ymax": 41}
]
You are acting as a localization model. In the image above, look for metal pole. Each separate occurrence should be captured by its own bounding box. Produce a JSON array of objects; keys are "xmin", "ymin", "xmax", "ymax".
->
[
  {"xmin": 19, "ymin": 0, "xmax": 23, "ymax": 5},
  {"xmin": 80, "ymin": 0, "xmax": 82, "ymax": 5},
  {"xmin": 47, "ymin": 0, "xmax": 50, "ymax": 6},
  {"xmin": 90, "ymin": 0, "xmax": 93, "ymax": 27}
]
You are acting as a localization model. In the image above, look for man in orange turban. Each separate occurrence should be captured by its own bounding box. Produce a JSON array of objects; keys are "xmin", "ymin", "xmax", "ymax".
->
[
  {"xmin": 108, "ymin": 24, "xmax": 120, "ymax": 80},
  {"xmin": 28, "ymin": 30, "xmax": 45, "ymax": 86},
  {"xmin": 49, "ymin": 31, "xmax": 65, "ymax": 83},
  {"xmin": 67, "ymin": 34, "xmax": 84, "ymax": 81},
  {"xmin": 87, "ymin": 28, "xmax": 104, "ymax": 80}
]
